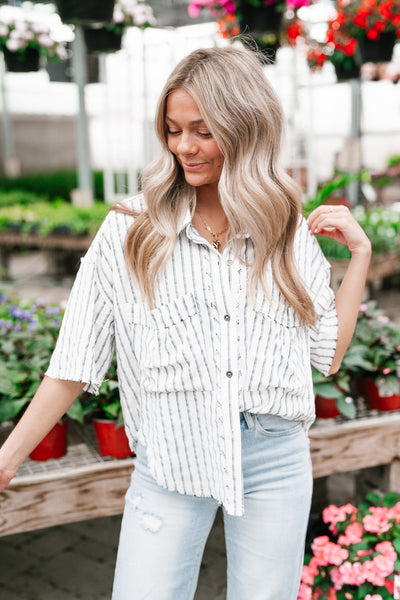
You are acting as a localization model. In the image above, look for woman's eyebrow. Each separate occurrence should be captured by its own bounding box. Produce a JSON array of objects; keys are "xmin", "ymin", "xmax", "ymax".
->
[{"xmin": 165, "ymin": 116, "xmax": 206, "ymax": 126}]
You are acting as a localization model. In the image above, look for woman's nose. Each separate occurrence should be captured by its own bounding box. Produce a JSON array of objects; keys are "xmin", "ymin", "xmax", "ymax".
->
[{"xmin": 177, "ymin": 132, "xmax": 196, "ymax": 154}]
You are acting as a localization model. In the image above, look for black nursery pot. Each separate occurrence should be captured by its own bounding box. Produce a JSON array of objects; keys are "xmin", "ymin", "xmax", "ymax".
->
[
  {"xmin": 83, "ymin": 27, "xmax": 122, "ymax": 53},
  {"xmin": 237, "ymin": 0, "xmax": 283, "ymax": 35},
  {"xmin": 358, "ymin": 30, "xmax": 397, "ymax": 63},
  {"xmin": 55, "ymin": 0, "xmax": 116, "ymax": 25},
  {"xmin": 333, "ymin": 59, "xmax": 361, "ymax": 81},
  {"xmin": 3, "ymin": 47, "xmax": 40, "ymax": 72}
]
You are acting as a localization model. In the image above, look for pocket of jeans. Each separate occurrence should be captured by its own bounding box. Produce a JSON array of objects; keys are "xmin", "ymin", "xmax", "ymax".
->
[
  {"xmin": 127, "ymin": 293, "xmax": 213, "ymax": 393},
  {"xmin": 253, "ymin": 413, "xmax": 303, "ymax": 437}
]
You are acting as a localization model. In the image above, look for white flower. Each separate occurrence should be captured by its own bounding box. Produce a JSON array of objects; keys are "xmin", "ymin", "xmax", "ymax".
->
[
  {"xmin": 0, "ymin": 24, "xmax": 8, "ymax": 37},
  {"xmin": 37, "ymin": 33, "xmax": 54, "ymax": 48},
  {"xmin": 56, "ymin": 45, "xmax": 68, "ymax": 60},
  {"xmin": 113, "ymin": 7, "xmax": 125, "ymax": 23},
  {"xmin": 6, "ymin": 37, "xmax": 25, "ymax": 51}
]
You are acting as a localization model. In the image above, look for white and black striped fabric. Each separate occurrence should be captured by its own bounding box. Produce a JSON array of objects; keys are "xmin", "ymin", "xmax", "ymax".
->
[{"xmin": 46, "ymin": 194, "xmax": 337, "ymax": 516}]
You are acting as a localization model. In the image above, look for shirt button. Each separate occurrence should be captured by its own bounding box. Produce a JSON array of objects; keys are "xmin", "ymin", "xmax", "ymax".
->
[
  {"xmin": 224, "ymin": 314, "xmax": 230, "ymax": 321},
  {"xmin": 226, "ymin": 259, "xmax": 233, "ymax": 266},
  {"xmin": 226, "ymin": 370, "xmax": 233, "ymax": 378}
]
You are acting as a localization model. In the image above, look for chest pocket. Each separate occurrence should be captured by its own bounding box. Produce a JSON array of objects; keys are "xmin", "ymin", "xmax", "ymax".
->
[
  {"xmin": 244, "ymin": 299, "xmax": 309, "ymax": 393},
  {"xmin": 127, "ymin": 293, "xmax": 213, "ymax": 394}
]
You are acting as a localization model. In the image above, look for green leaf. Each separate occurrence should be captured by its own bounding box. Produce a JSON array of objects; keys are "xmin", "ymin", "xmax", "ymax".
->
[{"xmin": 336, "ymin": 396, "xmax": 356, "ymax": 418}]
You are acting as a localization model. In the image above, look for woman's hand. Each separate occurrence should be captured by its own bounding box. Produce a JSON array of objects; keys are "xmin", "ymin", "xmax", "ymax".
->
[
  {"xmin": 307, "ymin": 204, "xmax": 371, "ymax": 256},
  {"xmin": 0, "ymin": 466, "xmax": 18, "ymax": 493}
]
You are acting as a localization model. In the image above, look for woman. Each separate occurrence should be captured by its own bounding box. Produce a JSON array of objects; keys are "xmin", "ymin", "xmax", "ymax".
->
[{"xmin": 0, "ymin": 46, "xmax": 371, "ymax": 599}]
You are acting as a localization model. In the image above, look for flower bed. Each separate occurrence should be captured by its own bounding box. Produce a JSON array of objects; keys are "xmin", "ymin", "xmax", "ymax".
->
[{"xmin": 299, "ymin": 492, "xmax": 400, "ymax": 599}]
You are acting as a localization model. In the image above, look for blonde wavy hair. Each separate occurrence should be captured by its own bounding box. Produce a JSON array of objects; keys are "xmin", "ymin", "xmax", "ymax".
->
[{"xmin": 112, "ymin": 45, "xmax": 316, "ymax": 326}]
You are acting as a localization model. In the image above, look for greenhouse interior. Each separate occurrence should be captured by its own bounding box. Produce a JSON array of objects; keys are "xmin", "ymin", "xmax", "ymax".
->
[{"xmin": 1, "ymin": 0, "xmax": 400, "ymax": 599}]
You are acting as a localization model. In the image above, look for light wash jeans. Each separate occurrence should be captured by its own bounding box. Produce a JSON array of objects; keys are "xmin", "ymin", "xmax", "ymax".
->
[{"xmin": 112, "ymin": 412, "xmax": 313, "ymax": 600}]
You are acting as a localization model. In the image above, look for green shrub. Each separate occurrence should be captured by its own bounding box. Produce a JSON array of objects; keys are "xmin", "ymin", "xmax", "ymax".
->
[
  {"xmin": 0, "ymin": 200, "xmax": 110, "ymax": 236},
  {"xmin": 0, "ymin": 190, "xmax": 48, "ymax": 208},
  {"xmin": 0, "ymin": 170, "xmax": 104, "ymax": 202}
]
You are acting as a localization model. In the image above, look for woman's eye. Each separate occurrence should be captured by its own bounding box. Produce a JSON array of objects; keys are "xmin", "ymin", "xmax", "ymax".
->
[
  {"xmin": 167, "ymin": 129, "xmax": 180, "ymax": 135},
  {"xmin": 199, "ymin": 131, "xmax": 212, "ymax": 138}
]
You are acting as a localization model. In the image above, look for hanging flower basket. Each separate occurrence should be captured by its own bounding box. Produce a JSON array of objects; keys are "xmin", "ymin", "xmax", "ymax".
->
[
  {"xmin": 83, "ymin": 27, "xmax": 123, "ymax": 53},
  {"xmin": 55, "ymin": 0, "xmax": 116, "ymax": 25},
  {"xmin": 93, "ymin": 419, "xmax": 133, "ymax": 458},
  {"xmin": 358, "ymin": 30, "xmax": 397, "ymax": 64},
  {"xmin": 365, "ymin": 379, "xmax": 400, "ymax": 411},
  {"xmin": 2, "ymin": 47, "xmax": 40, "ymax": 73},
  {"xmin": 29, "ymin": 419, "xmax": 68, "ymax": 461}
]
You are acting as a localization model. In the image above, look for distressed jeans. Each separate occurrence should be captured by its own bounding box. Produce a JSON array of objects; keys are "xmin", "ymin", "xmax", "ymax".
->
[{"xmin": 112, "ymin": 412, "xmax": 313, "ymax": 600}]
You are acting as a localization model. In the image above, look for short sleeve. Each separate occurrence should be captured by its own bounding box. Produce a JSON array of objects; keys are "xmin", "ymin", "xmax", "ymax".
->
[
  {"xmin": 308, "ymin": 236, "xmax": 338, "ymax": 376},
  {"xmin": 45, "ymin": 216, "xmax": 115, "ymax": 394}
]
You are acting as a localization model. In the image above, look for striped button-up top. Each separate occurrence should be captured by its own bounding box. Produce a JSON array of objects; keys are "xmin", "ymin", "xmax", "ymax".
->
[{"xmin": 46, "ymin": 194, "xmax": 337, "ymax": 516}]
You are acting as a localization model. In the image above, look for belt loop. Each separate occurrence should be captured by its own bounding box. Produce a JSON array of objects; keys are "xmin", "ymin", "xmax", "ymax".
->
[{"xmin": 242, "ymin": 411, "xmax": 255, "ymax": 430}]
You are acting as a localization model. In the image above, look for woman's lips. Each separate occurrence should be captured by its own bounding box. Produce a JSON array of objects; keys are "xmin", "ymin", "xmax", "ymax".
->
[{"xmin": 182, "ymin": 162, "xmax": 206, "ymax": 171}]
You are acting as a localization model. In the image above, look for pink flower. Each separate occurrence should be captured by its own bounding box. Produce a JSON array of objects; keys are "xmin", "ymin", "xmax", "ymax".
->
[
  {"xmin": 388, "ymin": 501, "xmax": 400, "ymax": 522},
  {"xmin": 311, "ymin": 536, "xmax": 349, "ymax": 566},
  {"xmin": 359, "ymin": 303, "xmax": 368, "ymax": 312},
  {"xmin": 337, "ymin": 561, "xmax": 366, "ymax": 587},
  {"xmin": 382, "ymin": 367, "xmax": 391, "ymax": 375},
  {"xmin": 338, "ymin": 521, "xmax": 363, "ymax": 545},
  {"xmin": 301, "ymin": 557, "xmax": 319, "ymax": 585},
  {"xmin": 297, "ymin": 583, "xmax": 312, "ymax": 600},
  {"xmin": 286, "ymin": 0, "xmax": 308, "ymax": 7},
  {"xmin": 322, "ymin": 504, "xmax": 357, "ymax": 532},
  {"xmin": 378, "ymin": 315, "xmax": 389, "ymax": 323},
  {"xmin": 363, "ymin": 506, "xmax": 391, "ymax": 534},
  {"xmin": 375, "ymin": 541, "xmax": 397, "ymax": 562},
  {"xmin": 365, "ymin": 595, "xmax": 383, "ymax": 600}
]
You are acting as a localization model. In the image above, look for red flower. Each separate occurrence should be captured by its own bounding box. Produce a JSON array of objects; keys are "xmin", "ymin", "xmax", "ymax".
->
[
  {"xmin": 344, "ymin": 38, "xmax": 357, "ymax": 55},
  {"xmin": 366, "ymin": 27, "xmax": 380, "ymax": 38},
  {"xmin": 354, "ymin": 14, "xmax": 368, "ymax": 27}
]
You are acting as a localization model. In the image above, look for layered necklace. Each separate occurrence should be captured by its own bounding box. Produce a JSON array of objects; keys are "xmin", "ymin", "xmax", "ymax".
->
[{"xmin": 197, "ymin": 213, "xmax": 229, "ymax": 250}]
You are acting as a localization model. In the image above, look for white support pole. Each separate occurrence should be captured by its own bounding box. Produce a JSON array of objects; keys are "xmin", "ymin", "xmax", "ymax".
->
[
  {"xmin": 71, "ymin": 26, "xmax": 93, "ymax": 206},
  {"xmin": 348, "ymin": 78, "xmax": 362, "ymax": 206},
  {"xmin": 0, "ymin": 53, "xmax": 20, "ymax": 176}
]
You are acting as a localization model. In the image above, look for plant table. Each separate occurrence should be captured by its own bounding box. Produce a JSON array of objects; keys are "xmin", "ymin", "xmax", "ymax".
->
[
  {"xmin": 0, "ymin": 421, "xmax": 134, "ymax": 536},
  {"xmin": 2, "ymin": 413, "xmax": 400, "ymax": 536},
  {"xmin": 328, "ymin": 251, "xmax": 400, "ymax": 292}
]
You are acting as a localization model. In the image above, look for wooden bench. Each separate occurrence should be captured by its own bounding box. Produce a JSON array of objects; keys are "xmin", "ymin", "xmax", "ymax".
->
[
  {"xmin": 2, "ymin": 412, "xmax": 400, "ymax": 537},
  {"xmin": 0, "ymin": 233, "xmax": 93, "ymax": 280}
]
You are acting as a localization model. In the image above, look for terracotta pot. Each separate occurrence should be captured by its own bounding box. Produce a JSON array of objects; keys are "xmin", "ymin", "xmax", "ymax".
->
[
  {"xmin": 93, "ymin": 419, "xmax": 133, "ymax": 458},
  {"xmin": 55, "ymin": 0, "xmax": 115, "ymax": 25},
  {"xmin": 29, "ymin": 419, "xmax": 68, "ymax": 461},
  {"xmin": 358, "ymin": 31, "xmax": 397, "ymax": 64},
  {"xmin": 83, "ymin": 27, "xmax": 122, "ymax": 53},
  {"xmin": 365, "ymin": 379, "xmax": 400, "ymax": 411},
  {"xmin": 3, "ymin": 47, "xmax": 40, "ymax": 73},
  {"xmin": 315, "ymin": 395, "xmax": 340, "ymax": 419}
]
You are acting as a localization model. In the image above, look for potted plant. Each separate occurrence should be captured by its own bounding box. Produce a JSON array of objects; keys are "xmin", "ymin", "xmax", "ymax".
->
[
  {"xmin": 298, "ymin": 491, "xmax": 400, "ymax": 599},
  {"xmin": 55, "ymin": 0, "xmax": 116, "ymax": 25},
  {"xmin": 83, "ymin": 0, "xmax": 156, "ymax": 54},
  {"xmin": 326, "ymin": 0, "xmax": 400, "ymax": 65},
  {"xmin": 188, "ymin": 0, "xmax": 309, "ymax": 59},
  {"xmin": 82, "ymin": 357, "xmax": 133, "ymax": 459},
  {"xmin": 0, "ymin": 6, "xmax": 68, "ymax": 72},
  {"xmin": 312, "ymin": 368, "xmax": 356, "ymax": 420},
  {"xmin": 349, "ymin": 302, "xmax": 400, "ymax": 411},
  {"xmin": 0, "ymin": 293, "xmax": 85, "ymax": 460}
]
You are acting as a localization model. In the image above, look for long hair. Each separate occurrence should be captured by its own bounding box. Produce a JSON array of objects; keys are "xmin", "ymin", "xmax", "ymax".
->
[{"xmin": 112, "ymin": 45, "xmax": 316, "ymax": 326}]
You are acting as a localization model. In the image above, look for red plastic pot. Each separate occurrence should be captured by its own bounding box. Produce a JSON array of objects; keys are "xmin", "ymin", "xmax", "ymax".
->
[
  {"xmin": 365, "ymin": 379, "xmax": 400, "ymax": 412},
  {"xmin": 93, "ymin": 419, "xmax": 133, "ymax": 458},
  {"xmin": 29, "ymin": 419, "xmax": 68, "ymax": 461},
  {"xmin": 315, "ymin": 395, "xmax": 340, "ymax": 419}
]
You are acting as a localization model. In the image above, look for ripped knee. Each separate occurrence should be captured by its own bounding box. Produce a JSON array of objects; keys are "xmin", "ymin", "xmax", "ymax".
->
[{"xmin": 129, "ymin": 493, "xmax": 163, "ymax": 533}]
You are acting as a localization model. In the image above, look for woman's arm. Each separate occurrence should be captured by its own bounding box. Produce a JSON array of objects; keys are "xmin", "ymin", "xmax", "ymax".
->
[
  {"xmin": 307, "ymin": 204, "xmax": 372, "ymax": 375},
  {"xmin": 0, "ymin": 376, "xmax": 86, "ymax": 492}
]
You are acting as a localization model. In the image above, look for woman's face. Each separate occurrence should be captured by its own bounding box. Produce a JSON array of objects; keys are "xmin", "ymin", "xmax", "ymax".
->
[{"xmin": 165, "ymin": 89, "xmax": 224, "ymax": 194}]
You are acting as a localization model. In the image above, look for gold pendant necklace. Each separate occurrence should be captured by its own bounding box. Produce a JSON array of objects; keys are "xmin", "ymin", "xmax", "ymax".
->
[{"xmin": 197, "ymin": 213, "xmax": 228, "ymax": 249}]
